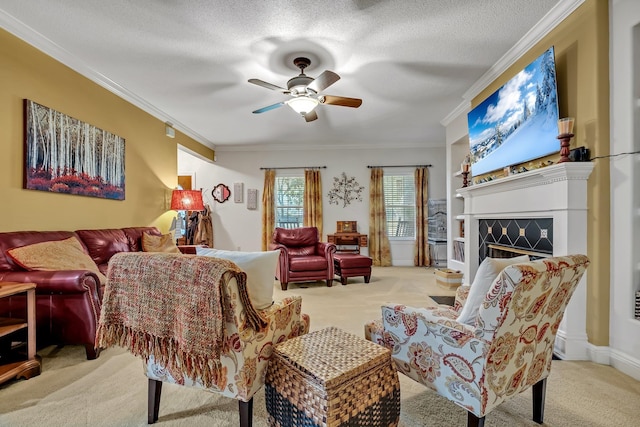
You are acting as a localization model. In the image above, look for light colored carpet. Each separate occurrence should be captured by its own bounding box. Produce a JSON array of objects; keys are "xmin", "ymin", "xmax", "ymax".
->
[{"xmin": 1, "ymin": 266, "xmax": 639, "ymax": 426}]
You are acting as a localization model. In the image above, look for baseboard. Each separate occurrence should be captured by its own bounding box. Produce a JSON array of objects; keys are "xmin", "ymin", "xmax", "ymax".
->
[
  {"xmin": 554, "ymin": 330, "xmax": 589, "ymax": 360},
  {"xmin": 583, "ymin": 344, "xmax": 640, "ymax": 381},
  {"xmin": 391, "ymin": 260, "xmax": 415, "ymax": 267},
  {"xmin": 609, "ymin": 349, "xmax": 640, "ymax": 381},
  {"xmin": 586, "ymin": 343, "xmax": 611, "ymax": 365}
]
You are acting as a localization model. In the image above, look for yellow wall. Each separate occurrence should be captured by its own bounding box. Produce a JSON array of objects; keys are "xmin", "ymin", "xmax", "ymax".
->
[
  {"xmin": 472, "ymin": 0, "xmax": 610, "ymax": 345},
  {"xmin": 0, "ymin": 28, "xmax": 214, "ymax": 233}
]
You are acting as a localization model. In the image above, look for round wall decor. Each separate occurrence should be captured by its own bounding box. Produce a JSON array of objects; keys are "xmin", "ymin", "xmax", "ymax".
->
[{"xmin": 212, "ymin": 183, "xmax": 231, "ymax": 203}]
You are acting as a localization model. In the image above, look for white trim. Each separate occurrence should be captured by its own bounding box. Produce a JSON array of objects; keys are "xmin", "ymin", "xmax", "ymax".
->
[
  {"xmin": 586, "ymin": 343, "xmax": 611, "ymax": 365},
  {"xmin": 456, "ymin": 163, "xmax": 595, "ymax": 199},
  {"xmin": 554, "ymin": 330, "xmax": 590, "ymax": 360},
  {"xmin": 440, "ymin": 100, "xmax": 470, "ymax": 127},
  {"xmin": 609, "ymin": 349, "xmax": 640, "ymax": 381},
  {"xmin": 462, "ymin": 0, "xmax": 585, "ymax": 102},
  {"xmin": 0, "ymin": 10, "xmax": 215, "ymax": 150},
  {"xmin": 214, "ymin": 140, "xmax": 442, "ymax": 152}
]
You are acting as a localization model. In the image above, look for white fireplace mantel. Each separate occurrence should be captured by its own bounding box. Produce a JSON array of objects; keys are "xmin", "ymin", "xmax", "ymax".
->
[{"xmin": 456, "ymin": 162, "xmax": 594, "ymax": 360}]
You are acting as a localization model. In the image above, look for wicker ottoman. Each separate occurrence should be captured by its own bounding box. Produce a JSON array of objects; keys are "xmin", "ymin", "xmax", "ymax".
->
[
  {"xmin": 333, "ymin": 253, "xmax": 373, "ymax": 285},
  {"xmin": 265, "ymin": 326, "xmax": 400, "ymax": 427}
]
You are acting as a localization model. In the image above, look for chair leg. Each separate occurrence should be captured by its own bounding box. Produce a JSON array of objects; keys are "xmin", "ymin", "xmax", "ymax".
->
[
  {"xmin": 148, "ymin": 379, "xmax": 162, "ymax": 424},
  {"xmin": 85, "ymin": 344, "xmax": 100, "ymax": 360},
  {"xmin": 239, "ymin": 398, "xmax": 253, "ymax": 427},
  {"xmin": 467, "ymin": 412, "xmax": 485, "ymax": 427},
  {"xmin": 280, "ymin": 281, "xmax": 288, "ymax": 291},
  {"xmin": 326, "ymin": 279, "xmax": 333, "ymax": 287},
  {"xmin": 532, "ymin": 378, "xmax": 547, "ymax": 424},
  {"xmin": 364, "ymin": 275, "xmax": 371, "ymax": 283}
]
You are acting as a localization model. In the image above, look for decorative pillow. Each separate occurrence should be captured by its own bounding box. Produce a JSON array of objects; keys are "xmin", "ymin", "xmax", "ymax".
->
[
  {"xmin": 196, "ymin": 247, "xmax": 279, "ymax": 310},
  {"xmin": 141, "ymin": 232, "xmax": 180, "ymax": 254},
  {"xmin": 6, "ymin": 236, "xmax": 107, "ymax": 284},
  {"xmin": 456, "ymin": 255, "xmax": 530, "ymax": 325}
]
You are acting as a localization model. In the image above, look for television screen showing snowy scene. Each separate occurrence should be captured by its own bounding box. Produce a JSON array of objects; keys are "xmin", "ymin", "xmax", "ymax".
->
[
  {"xmin": 467, "ymin": 46, "xmax": 559, "ymax": 176},
  {"xmin": 24, "ymin": 100, "xmax": 125, "ymax": 200}
]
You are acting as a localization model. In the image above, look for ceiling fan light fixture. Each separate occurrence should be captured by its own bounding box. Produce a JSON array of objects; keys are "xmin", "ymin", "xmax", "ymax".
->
[{"xmin": 287, "ymin": 96, "xmax": 319, "ymax": 115}]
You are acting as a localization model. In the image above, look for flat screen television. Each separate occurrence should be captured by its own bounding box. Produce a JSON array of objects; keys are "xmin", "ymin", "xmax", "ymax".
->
[{"xmin": 467, "ymin": 46, "xmax": 560, "ymax": 177}]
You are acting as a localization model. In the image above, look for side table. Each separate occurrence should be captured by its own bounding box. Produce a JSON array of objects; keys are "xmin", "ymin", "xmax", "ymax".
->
[
  {"xmin": 327, "ymin": 233, "xmax": 368, "ymax": 254},
  {"xmin": 0, "ymin": 282, "xmax": 41, "ymax": 384},
  {"xmin": 265, "ymin": 326, "xmax": 399, "ymax": 426}
]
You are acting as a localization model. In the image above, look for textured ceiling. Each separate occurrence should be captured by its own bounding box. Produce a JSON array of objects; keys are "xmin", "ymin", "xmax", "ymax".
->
[{"xmin": 0, "ymin": 0, "xmax": 562, "ymax": 150}]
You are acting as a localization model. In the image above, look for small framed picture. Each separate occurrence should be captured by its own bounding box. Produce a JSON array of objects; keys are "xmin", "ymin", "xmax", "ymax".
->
[
  {"xmin": 234, "ymin": 182, "xmax": 243, "ymax": 203},
  {"xmin": 247, "ymin": 188, "xmax": 258, "ymax": 210}
]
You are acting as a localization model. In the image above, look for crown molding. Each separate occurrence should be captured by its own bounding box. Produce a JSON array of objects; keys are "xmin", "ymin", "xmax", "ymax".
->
[
  {"xmin": 440, "ymin": 100, "xmax": 470, "ymax": 127},
  {"xmin": 214, "ymin": 140, "xmax": 444, "ymax": 152},
  {"xmin": 462, "ymin": 0, "xmax": 585, "ymax": 102},
  {"xmin": 0, "ymin": 10, "xmax": 215, "ymax": 150}
]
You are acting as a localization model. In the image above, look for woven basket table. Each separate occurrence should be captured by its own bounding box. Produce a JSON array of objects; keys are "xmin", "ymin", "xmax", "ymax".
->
[{"xmin": 265, "ymin": 326, "xmax": 400, "ymax": 427}]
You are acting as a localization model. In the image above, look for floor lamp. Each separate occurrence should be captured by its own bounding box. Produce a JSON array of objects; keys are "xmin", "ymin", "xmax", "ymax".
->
[{"xmin": 170, "ymin": 189, "xmax": 205, "ymax": 244}]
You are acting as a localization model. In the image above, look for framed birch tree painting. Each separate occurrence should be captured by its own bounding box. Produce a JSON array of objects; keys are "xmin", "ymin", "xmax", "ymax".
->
[{"xmin": 24, "ymin": 100, "xmax": 125, "ymax": 200}]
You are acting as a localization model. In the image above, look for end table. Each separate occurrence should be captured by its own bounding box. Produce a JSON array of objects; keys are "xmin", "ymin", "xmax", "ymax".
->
[{"xmin": 0, "ymin": 282, "xmax": 41, "ymax": 384}]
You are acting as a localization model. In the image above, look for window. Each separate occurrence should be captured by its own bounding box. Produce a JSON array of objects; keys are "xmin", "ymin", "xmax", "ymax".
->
[
  {"xmin": 275, "ymin": 176, "xmax": 304, "ymax": 229},
  {"xmin": 384, "ymin": 174, "xmax": 415, "ymax": 238}
]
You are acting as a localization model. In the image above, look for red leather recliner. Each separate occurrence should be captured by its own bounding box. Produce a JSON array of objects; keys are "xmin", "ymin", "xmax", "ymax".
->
[{"xmin": 269, "ymin": 226, "xmax": 337, "ymax": 291}]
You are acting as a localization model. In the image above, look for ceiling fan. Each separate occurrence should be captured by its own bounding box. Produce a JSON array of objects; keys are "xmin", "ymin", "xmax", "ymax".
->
[{"xmin": 248, "ymin": 57, "xmax": 362, "ymax": 122}]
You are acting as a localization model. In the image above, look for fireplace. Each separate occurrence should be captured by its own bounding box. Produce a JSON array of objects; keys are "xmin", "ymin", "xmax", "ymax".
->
[
  {"xmin": 478, "ymin": 218, "xmax": 553, "ymax": 262},
  {"xmin": 487, "ymin": 244, "xmax": 550, "ymax": 260},
  {"xmin": 457, "ymin": 163, "xmax": 594, "ymax": 360}
]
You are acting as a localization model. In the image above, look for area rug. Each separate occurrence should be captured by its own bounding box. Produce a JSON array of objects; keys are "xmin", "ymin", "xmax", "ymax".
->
[
  {"xmin": 1, "ymin": 267, "xmax": 638, "ymax": 426},
  {"xmin": 0, "ymin": 345, "xmax": 638, "ymax": 426}
]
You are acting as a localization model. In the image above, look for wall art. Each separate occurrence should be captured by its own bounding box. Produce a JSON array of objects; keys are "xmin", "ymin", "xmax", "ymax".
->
[
  {"xmin": 327, "ymin": 172, "xmax": 364, "ymax": 208},
  {"xmin": 24, "ymin": 99, "xmax": 125, "ymax": 200},
  {"xmin": 247, "ymin": 188, "xmax": 258, "ymax": 210},
  {"xmin": 212, "ymin": 183, "xmax": 231, "ymax": 203},
  {"xmin": 234, "ymin": 182, "xmax": 244, "ymax": 203}
]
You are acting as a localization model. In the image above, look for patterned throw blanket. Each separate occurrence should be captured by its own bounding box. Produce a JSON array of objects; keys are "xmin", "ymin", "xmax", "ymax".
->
[{"xmin": 95, "ymin": 252, "xmax": 266, "ymax": 388}]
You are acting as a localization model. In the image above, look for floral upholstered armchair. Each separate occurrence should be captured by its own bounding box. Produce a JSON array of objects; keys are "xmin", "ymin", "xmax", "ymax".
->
[
  {"xmin": 96, "ymin": 253, "xmax": 310, "ymax": 427},
  {"xmin": 365, "ymin": 255, "xmax": 590, "ymax": 427}
]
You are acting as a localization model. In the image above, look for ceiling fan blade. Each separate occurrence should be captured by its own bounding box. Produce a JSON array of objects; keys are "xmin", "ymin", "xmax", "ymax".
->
[
  {"xmin": 319, "ymin": 95, "xmax": 363, "ymax": 108},
  {"xmin": 307, "ymin": 70, "xmax": 340, "ymax": 93},
  {"xmin": 248, "ymin": 79, "xmax": 290, "ymax": 94},
  {"xmin": 252, "ymin": 102, "xmax": 285, "ymax": 114},
  {"xmin": 304, "ymin": 110, "xmax": 318, "ymax": 122}
]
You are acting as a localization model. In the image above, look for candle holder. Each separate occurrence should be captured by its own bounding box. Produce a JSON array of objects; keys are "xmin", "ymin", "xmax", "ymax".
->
[
  {"xmin": 461, "ymin": 154, "xmax": 471, "ymax": 187},
  {"xmin": 557, "ymin": 133, "xmax": 574, "ymax": 163},
  {"xmin": 557, "ymin": 117, "xmax": 574, "ymax": 163},
  {"xmin": 461, "ymin": 171, "xmax": 470, "ymax": 187}
]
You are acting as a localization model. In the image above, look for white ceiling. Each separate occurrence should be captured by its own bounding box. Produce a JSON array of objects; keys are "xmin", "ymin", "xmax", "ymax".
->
[{"xmin": 0, "ymin": 0, "xmax": 565, "ymax": 151}]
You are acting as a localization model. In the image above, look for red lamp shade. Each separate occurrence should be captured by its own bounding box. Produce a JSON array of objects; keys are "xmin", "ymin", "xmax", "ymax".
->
[{"xmin": 171, "ymin": 189, "xmax": 204, "ymax": 211}]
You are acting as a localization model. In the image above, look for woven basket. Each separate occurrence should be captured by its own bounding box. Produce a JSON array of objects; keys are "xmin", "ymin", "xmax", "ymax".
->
[{"xmin": 265, "ymin": 326, "xmax": 400, "ymax": 427}]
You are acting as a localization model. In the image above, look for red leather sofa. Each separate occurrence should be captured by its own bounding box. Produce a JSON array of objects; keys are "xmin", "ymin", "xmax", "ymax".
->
[
  {"xmin": 269, "ymin": 226, "xmax": 337, "ymax": 290},
  {"xmin": 0, "ymin": 226, "xmax": 184, "ymax": 360}
]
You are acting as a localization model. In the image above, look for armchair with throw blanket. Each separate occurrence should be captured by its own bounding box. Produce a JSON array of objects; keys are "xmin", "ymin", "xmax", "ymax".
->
[
  {"xmin": 269, "ymin": 226, "xmax": 337, "ymax": 290},
  {"xmin": 96, "ymin": 252, "xmax": 310, "ymax": 427},
  {"xmin": 365, "ymin": 255, "xmax": 590, "ymax": 427}
]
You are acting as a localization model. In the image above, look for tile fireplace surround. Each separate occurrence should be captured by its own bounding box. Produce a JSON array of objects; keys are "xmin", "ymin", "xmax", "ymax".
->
[{"xmin": 457, "ymin": 162, "xmax": 595, "ymax": 360}]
